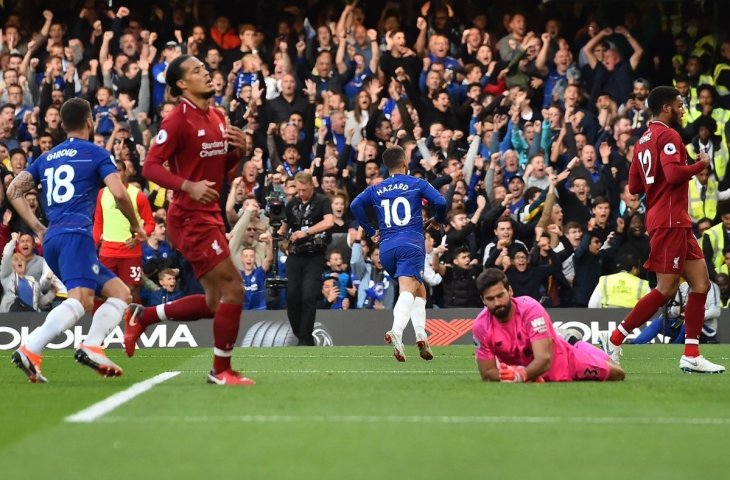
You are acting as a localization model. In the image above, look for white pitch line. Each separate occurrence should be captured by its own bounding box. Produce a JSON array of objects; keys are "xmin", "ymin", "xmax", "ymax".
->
[
  {"xmin": 97, "ymin": 414, "xmax": 730, "ymax": 427},
  {"xmin": 65, "ymin": 371, "xmax": 180, "ymax": 423}
]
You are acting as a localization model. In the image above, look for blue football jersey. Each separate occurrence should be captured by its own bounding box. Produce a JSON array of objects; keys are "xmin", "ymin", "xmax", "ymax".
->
[
  {"xmin": 242, "ymin": 267, "xmax": 267, "ymax": 310},
  {"xmin": 350, "ymin": 174, "xmax": 447, "ymax": 253},
  {"xmin": 26, "ymin": 137, "xmax": 117, "ymax": 241}
]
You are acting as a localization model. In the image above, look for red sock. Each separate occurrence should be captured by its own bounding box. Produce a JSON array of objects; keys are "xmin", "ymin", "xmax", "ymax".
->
[
  {"xmin": 141, "ymin": 294, "xmax": 213, "ymax": 327},
  {"xmin": 212, "ymin": 302, "xmax": 242, "ymax": 373},
  {"xmin": 611, "ymin": 289, "xmax": 669, "ymax": 345},
  {"xmin": 683, "ymin": 291, "xmax": 706, "ymax": 357},
  {"xmin": 92, "ymin": 298, "xmax": 105, "ymax": 314}
]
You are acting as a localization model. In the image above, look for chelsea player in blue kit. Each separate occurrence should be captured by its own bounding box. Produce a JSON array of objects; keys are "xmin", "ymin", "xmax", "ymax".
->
[
  {"xmin": 351, "ymin": 146, "xmax": 447, "ymax": 361},
  {"xmin": 8, "ymin": 98, "xmax": 146, "ymax": 383}
]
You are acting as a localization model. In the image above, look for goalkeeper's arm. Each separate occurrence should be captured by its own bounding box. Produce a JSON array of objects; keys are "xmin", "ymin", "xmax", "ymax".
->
[
  {"xmin": 477, "ymin": 358, "xmax": 500, "ymax": 382},
  {"xmin": 499, "ymin": 338, "xmax": 552, "ymax": 382},
  {"xmin": 521, "ymin": 338, "xmax": 552, "ymax": 380}
]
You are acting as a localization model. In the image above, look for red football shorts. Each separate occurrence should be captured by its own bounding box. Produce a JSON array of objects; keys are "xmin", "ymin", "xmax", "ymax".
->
[
  {"xmin": 99, "ymin": 255, "xmax": 142, "ymax": 286},
  {"xmin": 166, "ymin": 208, "xmax": 230, "ymax": 278},
  {"xmin": 645, "ymin": 227, "xmax": 703, "ymax": 274}
]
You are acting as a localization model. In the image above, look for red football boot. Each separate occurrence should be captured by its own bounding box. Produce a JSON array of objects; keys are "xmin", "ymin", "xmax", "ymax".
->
[
  {"xmin": 123, "ymin": 303, "xmax": 146, "ymax": 357},
  {"xmin": 207, "ymin": 369, "xmax": 256, "ymax": 386}
]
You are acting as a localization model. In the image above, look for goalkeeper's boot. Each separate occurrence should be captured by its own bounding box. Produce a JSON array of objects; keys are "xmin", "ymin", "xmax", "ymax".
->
[
  {"xmin": 416, "ymin": 331, "xmax": 433, "ymax": 361},
  {"xmin": 555, "ymin": 326, "xmax": 583, "ymax": 345},
  {"xmin": 598, "ymin": 331, "xmax": 622, "ymax": 364},
  {"xmin": 384, "ymin": 330, "xmax": 406, "ymax": 362},
  {"xmin": 11, "ymin": 345, "xmax": 47, "ymax": 383},
  {"xmin": 74, "ymin": 344, "xmax": 123, "ymax": 377},
  {"xmin": 123, "ymin": 303, "xmax": 146, "ymax": 357},
  {"xmin": 207, "ymin": 369, "xmax": 256, "ymax": 386},
  {"xmin": 679, "ymin": 355, "xmax": 725, "ymax": 374}
]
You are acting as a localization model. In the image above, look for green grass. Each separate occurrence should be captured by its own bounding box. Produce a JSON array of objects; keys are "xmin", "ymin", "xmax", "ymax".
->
[{"xmin": 1, "ymin": 345, "xmax": 730, "ymax": 480}]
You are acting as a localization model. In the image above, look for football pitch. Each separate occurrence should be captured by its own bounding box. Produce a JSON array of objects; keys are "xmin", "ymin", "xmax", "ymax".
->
[{"xmin": 1, "ymin": 345, "xmax": 730, "ymax": 480}]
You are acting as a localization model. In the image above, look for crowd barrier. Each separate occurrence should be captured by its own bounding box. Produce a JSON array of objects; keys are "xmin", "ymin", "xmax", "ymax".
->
[{"xmin": 0, "ymin": 309, "xmax": 725, "ymax": 350}]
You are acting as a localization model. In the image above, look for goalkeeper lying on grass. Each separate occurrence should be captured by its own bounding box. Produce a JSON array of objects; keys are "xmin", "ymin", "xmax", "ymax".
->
[{"xmin": 472, "ymin": 268, "xmax": 625, "ymax": 383}]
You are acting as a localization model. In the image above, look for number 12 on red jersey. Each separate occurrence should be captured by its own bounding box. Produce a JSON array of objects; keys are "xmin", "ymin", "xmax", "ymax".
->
[{"xmin": 638, "ymin": 150, "xmax": 654, "ymax": 185}]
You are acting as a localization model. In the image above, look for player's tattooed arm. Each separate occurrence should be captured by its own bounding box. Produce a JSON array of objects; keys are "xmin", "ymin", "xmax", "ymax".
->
[
  {"xmin": 6, "ymin": 171, "xmax": 35, "ymax": 200},
  {"xmin": 7, "ymin": 171, "xmax": 46, "ymax": 239}
]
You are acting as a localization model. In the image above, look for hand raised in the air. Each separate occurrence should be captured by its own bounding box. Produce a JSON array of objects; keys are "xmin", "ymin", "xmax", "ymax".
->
[{"xmin": 183, "ymin": 180, "xmax": 220, "ymax": 205}]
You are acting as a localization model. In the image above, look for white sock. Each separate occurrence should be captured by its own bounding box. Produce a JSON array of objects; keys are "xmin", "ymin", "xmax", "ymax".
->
[
  {"xmin": 85, "ymin": 298, "xmax": 127, "ymax": 346},
  {"xmin": 411, "ymin": 296, "xmax": 427, "ymax": 338},
  {"xmin": 156, "ymin": 303, "xmax": 168, "ymax": 321},
  {"xmin": 391, "ymin": 291, "xmax": 415, "ymax": 336},
  {"xmin": 25, "ymin": 298, "xmax": 85, "ymax": 354}
]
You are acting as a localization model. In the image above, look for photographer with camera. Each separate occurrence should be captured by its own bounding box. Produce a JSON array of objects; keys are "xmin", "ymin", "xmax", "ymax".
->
[{"xmin": 277, "ymin": 172, "xmax": 334, "ymax": 346}]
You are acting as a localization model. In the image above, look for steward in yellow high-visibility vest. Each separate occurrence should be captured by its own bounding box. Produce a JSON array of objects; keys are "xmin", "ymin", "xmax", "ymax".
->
[
  {"xmin": 719, "ymin": 262, "xmax": 730, "ymax": 276},
  {"xmin": 686, "ymin": 116, "xmax": 729, "ymax": 183},
  {"xmin": 701, "ymin": 209, "xmax": 730, "ymax": 280},
  {"xmin": 684, "ymin": 85, "xmax": 730, "ymax": 141},
  {"xmin": 713, "ymin": 57, "xmax": 730, "ymax": 98},
  {"xmin": 588, "ymin": 255, "xmax": 649, "ymax": 308},
  {"xmin": 688, "ymin": 173, "xmax": 718, "ymax": 223}
]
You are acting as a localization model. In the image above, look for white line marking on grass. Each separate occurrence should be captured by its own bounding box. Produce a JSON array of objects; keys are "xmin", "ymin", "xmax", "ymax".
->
[
  {"xmin": 97, "ymin": 414, "xmax": 730, "ymax": 427},
  {"xmin": 65, "ymin": 371, "xmax": 180, "ymax": 423}
]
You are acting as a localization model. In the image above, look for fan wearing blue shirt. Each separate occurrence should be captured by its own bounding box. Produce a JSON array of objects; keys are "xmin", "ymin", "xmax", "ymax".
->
[
  {"xmin": 240, "ymin": 239, "xmax": 273, "ymax": 310},
  {"xmin": 350, "ymin": 146, "xmax": 447, "ymax": 362}
]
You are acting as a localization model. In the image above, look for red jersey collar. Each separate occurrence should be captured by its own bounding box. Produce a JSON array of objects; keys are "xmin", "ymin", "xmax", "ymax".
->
[
  {"xmin": 649, "ymin": 120, "xmax": 670, "ymax": 128},
  {"xmin": 180, "ymin": 96, "xmax": 210, "ymax": 113}
]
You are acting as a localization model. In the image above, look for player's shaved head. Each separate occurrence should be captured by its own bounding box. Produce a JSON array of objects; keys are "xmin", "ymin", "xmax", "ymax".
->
[
  {"xmin": 60, "ymin": 98, "xmax": 92, "ymax": 132},
  {"xmin": 647, "ymin": 86, "xmax": 680, "ymax": 116},
  {"xmin": 382, "ymin": 146, "xmax": 405, "ymax": 171},
  {"xmin": 166, "ymin": 54, "xmax": 192, "ymax": 97}
]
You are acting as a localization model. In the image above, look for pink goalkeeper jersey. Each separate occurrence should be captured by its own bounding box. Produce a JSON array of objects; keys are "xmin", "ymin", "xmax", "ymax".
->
[{"xmin": 472, "ymin": 296, "xmax": 573, "ymax": 382}]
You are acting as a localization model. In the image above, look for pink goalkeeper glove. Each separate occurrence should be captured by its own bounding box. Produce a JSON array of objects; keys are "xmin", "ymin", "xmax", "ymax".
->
[{"xmin": 499, "ymin": 363, "xmax": 528, "ymax": 383}]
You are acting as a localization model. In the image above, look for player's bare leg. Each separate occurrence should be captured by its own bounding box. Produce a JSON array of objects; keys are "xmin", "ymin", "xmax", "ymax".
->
[
  {"xmin": 679, "ymin": 259, "xmax": 725, "ymax": 373},
  {"xmin": 12, "ymin": 286, "xmax": 91, "ymax": 382},
  {"xmin": 75, "ymin": 278, "xmax": 131, "ymax": 377},
  {"xmin": 410, "ymin": 281, "xmax": 433, "ymax": 360},
  {"xmin": 123, "ymin": 294, "xmax": 214, "ymax": 356},
  {"xmin": 199, "ymin": 257, "xmax": 255, "ymax": 385},
  {"xmin": 384, "ymin": 276, "xmax": 417, "ymax": 362},
  {"xmin": 603, "ymin": 272, "xmax": 679, "ymax": 363},
  {"xmin": 385, "ymin": 276, "xmax": 431, "ymax": 362},
  {"xmin": 128, "ymin": 284, "xmax": 141, "ymax": 305}
]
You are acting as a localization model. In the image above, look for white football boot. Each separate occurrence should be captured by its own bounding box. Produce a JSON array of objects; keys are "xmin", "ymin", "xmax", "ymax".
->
[
  {"xmin": 598, "ymin": 331, "xmax": 622, "ymax": 364},
  {"xmin": 679, "ymin": 355, "xmax": 725, "ymax": 374}
]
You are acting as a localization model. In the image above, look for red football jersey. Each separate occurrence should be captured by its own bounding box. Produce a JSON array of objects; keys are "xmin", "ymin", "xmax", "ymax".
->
[
  {"xmin": 629, "ymin": 120, "xmax": 694, "ymax": 233},
  {"xmin": 144, "ymin": 97, "xmax": 238, "ymax": 214}
]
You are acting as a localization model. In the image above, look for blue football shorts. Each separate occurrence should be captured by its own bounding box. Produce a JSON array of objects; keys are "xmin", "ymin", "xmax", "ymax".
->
[
  {"xmin": 379, "ymin": 245, "xmax": 425, "ymax": 283},
  {"xmin": 44, "ymin": 232, "xmax": 116, "ymax": 295}
]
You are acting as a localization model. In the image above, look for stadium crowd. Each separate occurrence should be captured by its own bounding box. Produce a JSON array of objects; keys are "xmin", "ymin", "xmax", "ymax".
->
[{"xmin": 1, "ymin": 0, "xmax": 730, "ymax": 315}]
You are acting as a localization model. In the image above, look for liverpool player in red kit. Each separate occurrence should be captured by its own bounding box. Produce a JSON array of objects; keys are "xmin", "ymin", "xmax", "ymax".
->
[
  {"xmin": 599, "ymin": 86, "xmax": 724, "ymax": 373},
  {"xmin": 123, "ymin": 55, "xmax": 255, "ymax": 385}
]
